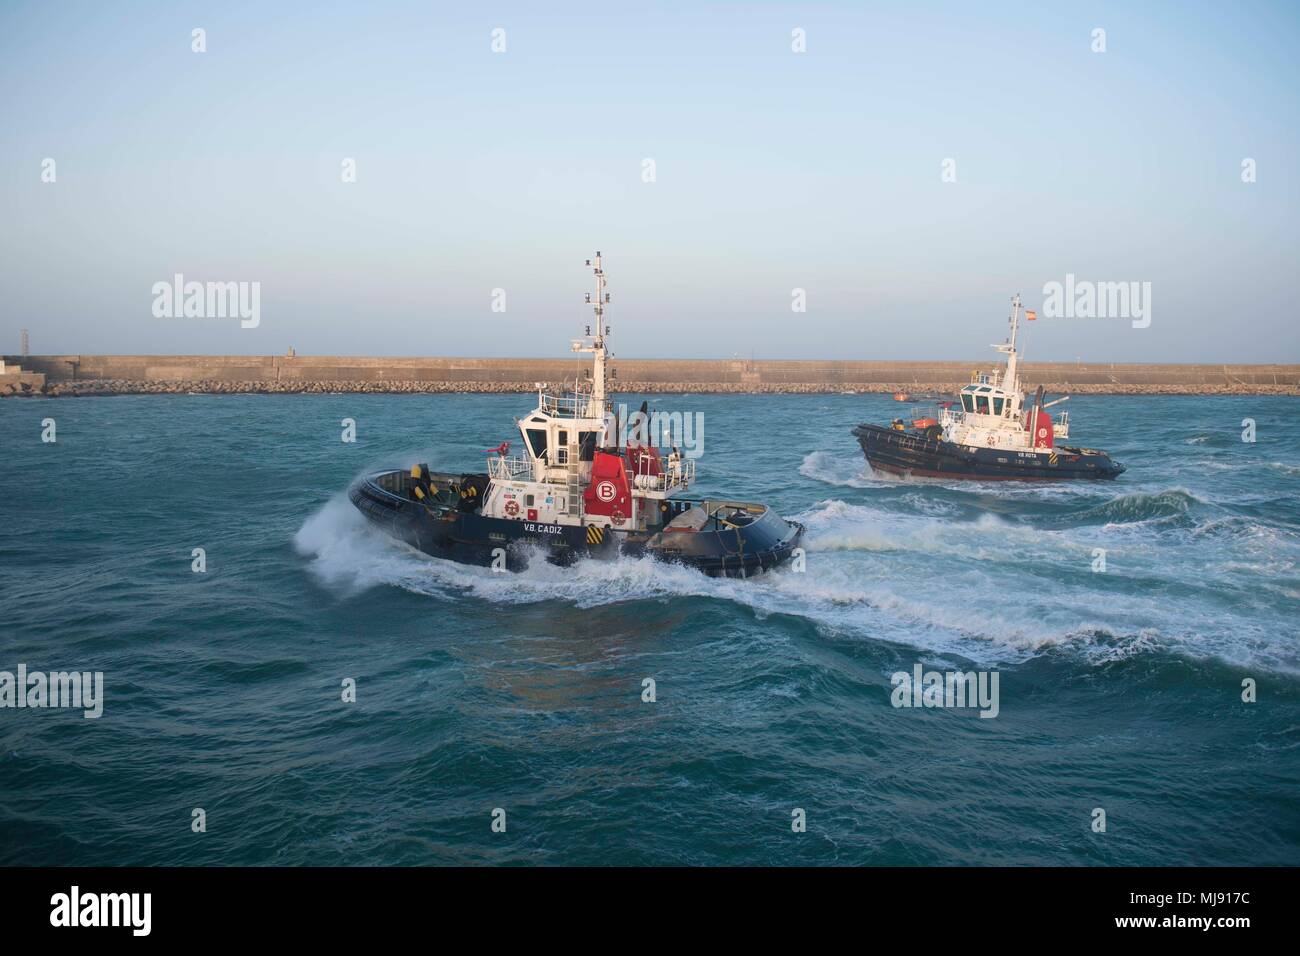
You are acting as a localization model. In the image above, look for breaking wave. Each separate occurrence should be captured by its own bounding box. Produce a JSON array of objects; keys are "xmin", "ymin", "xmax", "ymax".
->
[
  {"xmin": 1055, "ymin": 488, "xmax": 1205, "ymax": 527},
  {"xmin": 798, "ymin": 450, "xmax": 875, "ymax": 488}
]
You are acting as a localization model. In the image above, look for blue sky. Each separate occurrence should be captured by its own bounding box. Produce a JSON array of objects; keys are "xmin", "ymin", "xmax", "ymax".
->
[{"xmin": 1, "ymin": 1, "xmax": 1297, "ymax": 362}]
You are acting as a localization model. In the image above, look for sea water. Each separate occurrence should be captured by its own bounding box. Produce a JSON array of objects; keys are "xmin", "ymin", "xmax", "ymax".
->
[{"xmin": 1, "ymin": 392, "xmax": 1297, "ymax": 864}]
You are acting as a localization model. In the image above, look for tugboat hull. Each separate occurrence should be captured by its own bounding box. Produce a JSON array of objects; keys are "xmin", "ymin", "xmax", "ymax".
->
[
  {"xmin": 852, "ymin": 424, "xmax": 1125, "ymax": 480},
  {"xmin": 349, "ymin": 470, "xmax": 804, "ymax": 578}
]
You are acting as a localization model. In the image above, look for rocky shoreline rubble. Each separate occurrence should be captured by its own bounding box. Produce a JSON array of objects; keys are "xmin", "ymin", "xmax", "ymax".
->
[{"xmin": 3, "ymin": 378, "xmax": 1296, "ymax": 398}]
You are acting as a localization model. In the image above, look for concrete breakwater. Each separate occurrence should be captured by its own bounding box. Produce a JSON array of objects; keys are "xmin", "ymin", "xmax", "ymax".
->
[{"xmin": 3, "ymin": 354, "xmax": 1298, "ymax": 397}]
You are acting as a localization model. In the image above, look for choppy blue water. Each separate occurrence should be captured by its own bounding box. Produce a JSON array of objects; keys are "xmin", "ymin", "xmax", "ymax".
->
[{"xmin": 1, "ymin": 392, "xmax": 1297, "ymax": 865}]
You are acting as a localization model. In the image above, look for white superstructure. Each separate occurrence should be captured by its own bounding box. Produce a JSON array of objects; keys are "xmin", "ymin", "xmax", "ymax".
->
[
  {"xmin": 931, "ymin": 294, "xmax": 1071, "ymax": 452},
  {"xmin": 478, "ymin": 253, "xmax": 693, "ymax": 531}
]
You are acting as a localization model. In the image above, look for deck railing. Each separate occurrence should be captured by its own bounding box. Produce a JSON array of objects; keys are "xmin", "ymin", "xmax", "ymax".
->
[
  {"xmin": 488, "ymin": 455, "xmax": 536, "ymax": 481},
  {"xmin": 488, "ymin": 448, "xmax": 695, "ymax": 495},
  {"xmin": 538, "ymin": 391, "xmax": 602, "ymax": 419},
  {"xmin": 629, "ymin": 455, "xmax": 695, "ymax": 494}
]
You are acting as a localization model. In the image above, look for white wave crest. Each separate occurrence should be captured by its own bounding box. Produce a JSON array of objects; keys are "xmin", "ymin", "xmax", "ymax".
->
[{"xmin": 798, "ymin": 450, "xmax": 876, "ymax": 488}]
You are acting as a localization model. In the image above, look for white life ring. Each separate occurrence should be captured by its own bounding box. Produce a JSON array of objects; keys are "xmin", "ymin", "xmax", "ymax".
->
[
  {"xmin": 611, "ymin": 508, "xmax": 627, "ymax": 526},
  {"xmin": 504, "ymin": 500, "xmax": 520, "ymax": 517}
]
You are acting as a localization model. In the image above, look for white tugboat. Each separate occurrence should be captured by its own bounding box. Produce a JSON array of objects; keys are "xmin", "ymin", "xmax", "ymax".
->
[
  {"xmin": 349, "ymin": 253, "xmax": 805, "ymax": 576},
  {"xmin": 853, "ymin": 295, "xmax": 1125, "ymax": 480}
]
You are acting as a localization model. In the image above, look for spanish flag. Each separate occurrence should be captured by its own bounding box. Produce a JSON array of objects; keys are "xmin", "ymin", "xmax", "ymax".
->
[{"xmin": 1025, "ymin": 309, "xmax": 1037, "ymax": 321}]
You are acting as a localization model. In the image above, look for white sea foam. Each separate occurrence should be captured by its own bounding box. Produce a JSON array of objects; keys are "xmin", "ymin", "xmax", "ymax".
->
[
  {"xmin": 294, "ymin": 494, "xmax": 457, "ymax": 598},
  {"xmin": 798, "ymin": 450, "xmax": 875, "ymax": 488},
  {"xmin": 294, "ymin": 484, "xmax": 1300, "ymax": 674}
]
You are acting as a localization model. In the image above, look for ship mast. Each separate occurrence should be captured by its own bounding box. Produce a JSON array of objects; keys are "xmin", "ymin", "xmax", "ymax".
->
[
  {"xmin": 994, "ymin": 293, "xmax": 1023, "ymax": 394},
  {"xmin": 572, "ymin": 251, "xmax": 611, "ymax": 412}
]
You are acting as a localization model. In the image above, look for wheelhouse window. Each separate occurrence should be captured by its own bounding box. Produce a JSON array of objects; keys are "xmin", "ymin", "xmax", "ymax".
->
[
  {"xmin": 961, "ymin": 394, "xmax": 975, "ymax": 413},
  {"xmin": 556, "ymin": 430, "xmax": 569, "ymax": 464},
  {"xmin": 992, "ymin": 396, "xmax": 1004, "ymax": 416},
  {"xmin": 525, "ymin": 428, "xmax": 547, "ymax": 459},
  {"xmin": 975, "ymin": 394, "xmax": 990, "ymax": 415}
]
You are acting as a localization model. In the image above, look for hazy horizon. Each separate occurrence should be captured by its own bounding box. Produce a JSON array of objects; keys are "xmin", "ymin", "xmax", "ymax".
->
[{"xmin": 2, "ymin": 1, "xmax": 1297, "ymax": 363}]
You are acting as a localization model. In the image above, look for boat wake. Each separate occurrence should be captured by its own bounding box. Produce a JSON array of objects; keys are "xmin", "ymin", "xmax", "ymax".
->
[{"xmin": 293, "ymin": 491, "xmax": 1300, "ymax": 674}]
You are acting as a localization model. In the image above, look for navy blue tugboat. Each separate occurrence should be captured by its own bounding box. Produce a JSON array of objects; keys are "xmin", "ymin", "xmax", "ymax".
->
[
  {"xmin": 349, "ymin": 252, "xmax": 804, "ymax": 577},
  {"xmin": 853, "ymin": 295, "xmax": 1125, "ymax": 480}
]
